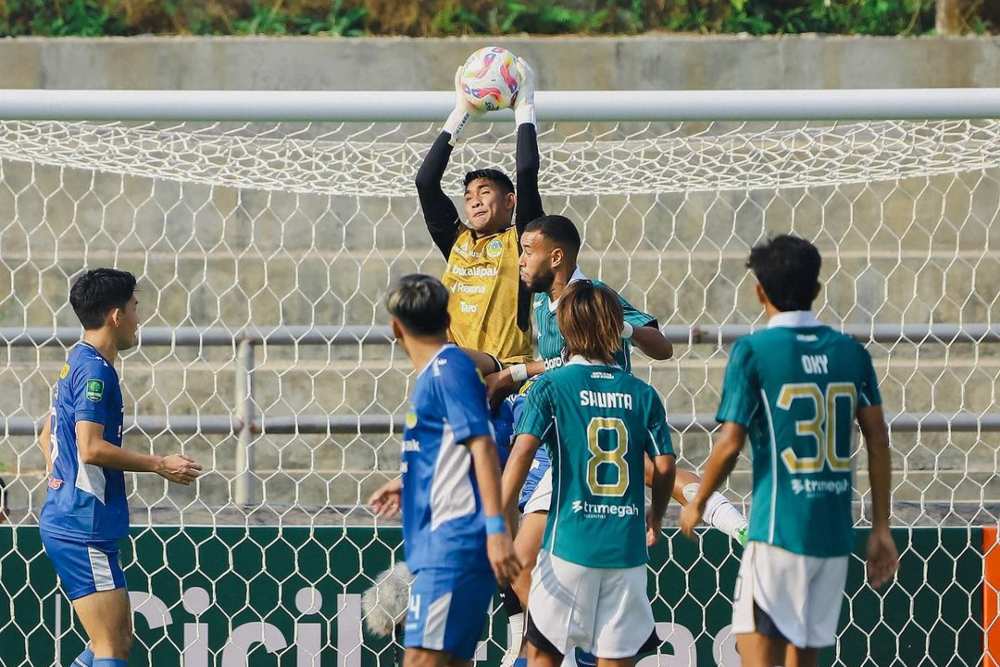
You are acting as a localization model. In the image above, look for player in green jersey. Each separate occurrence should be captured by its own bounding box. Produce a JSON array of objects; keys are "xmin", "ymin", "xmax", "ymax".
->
[
  {"xmin": 679, "ymin": 235, "xmax": 898, "ymax": 667},
  {"xmin": 487, "ymin": 215, "xmax": 746, "ymax": 667},
  {"xmin": 502, "ymin": 280, "xmax": 676, "ymax": 667}
]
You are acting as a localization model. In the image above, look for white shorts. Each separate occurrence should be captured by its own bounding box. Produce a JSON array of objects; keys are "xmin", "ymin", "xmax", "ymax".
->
[
  {"xmin": 528, "ymin": 550, "xmax": 654, "ymax": 658},
  {"xmin": 732, "ymin": 541, "xmax": 849, "ymax": 649},
  {"xmin": 523, "ymin": 468, "xmax": 552, "ymax": 514}
]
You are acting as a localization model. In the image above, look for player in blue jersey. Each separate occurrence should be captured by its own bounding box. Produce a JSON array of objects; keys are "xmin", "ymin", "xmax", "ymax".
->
[
  {"xmin": 680, "ymin": 236, "xmax": 898, "ymax": 667},
  {"xmin": 368, "ymin": 274, "xmax": 520, "ymax": 667},
  {"xmin": 36, "ymin": 268, "xmax": 202, "ymax": 667}
]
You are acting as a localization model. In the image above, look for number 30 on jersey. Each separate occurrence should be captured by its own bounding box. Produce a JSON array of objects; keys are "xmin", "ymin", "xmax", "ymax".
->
[{"xmin": 775, "ymin": 382, "xmax": 856, "ymax": 474}]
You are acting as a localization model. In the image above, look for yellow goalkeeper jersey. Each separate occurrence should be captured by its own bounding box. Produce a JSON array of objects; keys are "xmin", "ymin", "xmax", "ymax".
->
[{"xmin": 442, "ymin": 226, "xmax": 533, "ymax": 365}]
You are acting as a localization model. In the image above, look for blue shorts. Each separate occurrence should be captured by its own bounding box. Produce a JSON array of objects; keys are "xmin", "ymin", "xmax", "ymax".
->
[
  {"xmin": 405, "ymin": 567, "xmax": 496, "ymax": 659},
  {"xmin": 41, "ymin": 530, "xmax": 126, "ymax": 601},
  {"xmin": 491, "ymin": 399, "xmax": 515, "ymax": 469}
]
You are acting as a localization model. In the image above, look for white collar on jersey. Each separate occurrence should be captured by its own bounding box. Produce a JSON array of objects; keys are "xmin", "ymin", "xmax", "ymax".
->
[
  {"xmin": 548, "ymin": 266, "xmax": 589, "ymax": 313},
  {"xmin": 566, "ymin": 354, "xmax": 617, "ymax": 367},
  {"xmin": 767, "ymin": 311, "xmax": 822, "ymax": 329},
  {"xmin": 416, "ymin": 343, "xmax": 455, "ymax": 378}
]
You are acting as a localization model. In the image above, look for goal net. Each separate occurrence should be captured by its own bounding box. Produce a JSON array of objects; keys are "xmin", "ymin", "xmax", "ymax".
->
[{"xmin": 0, "ymin": 100, "xmax": 998, "ymax": 665}]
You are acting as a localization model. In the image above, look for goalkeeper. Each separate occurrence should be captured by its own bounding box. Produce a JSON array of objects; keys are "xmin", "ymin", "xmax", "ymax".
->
[{"xmin": 415, "ymin": 57, "xmax": 542, "ymax": 369}]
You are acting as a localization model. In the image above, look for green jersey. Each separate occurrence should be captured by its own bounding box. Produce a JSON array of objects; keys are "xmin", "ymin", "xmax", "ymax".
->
[
  {"xmin": 533, "ymin": 269, "xmax": 656, "ymax": 373},
  {"xmin": 516, "ymin": 358, "xmax": 674, "ymax": 568},
  {"xmin": 716, "ymin": 311, "xmax": 882, "ymax": 558}
]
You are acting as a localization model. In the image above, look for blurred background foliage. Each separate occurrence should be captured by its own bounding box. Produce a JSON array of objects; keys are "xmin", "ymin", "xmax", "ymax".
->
[{"xmin": 0, "ymin": 0, "xmax": 994, "ymax": 37}]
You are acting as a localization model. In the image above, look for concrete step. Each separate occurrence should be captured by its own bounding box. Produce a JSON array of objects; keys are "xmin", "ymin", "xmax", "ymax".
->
[
  {"xmin": 3, "ymin": 251, "xmax": 999, "ymax": 331},
  {"xmin": 2, "ymin": 350, "xmax": 998, "ymax": 427}
]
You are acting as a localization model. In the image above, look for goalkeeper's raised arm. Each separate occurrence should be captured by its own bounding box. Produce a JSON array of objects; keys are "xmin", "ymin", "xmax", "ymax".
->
[{"xmin": 412, "ymin": 57, "xmax": 542, "ymax": 365}]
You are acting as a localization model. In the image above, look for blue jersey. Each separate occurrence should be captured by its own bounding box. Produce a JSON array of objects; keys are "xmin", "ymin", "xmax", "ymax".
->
[
  {"xmin": 401, "ymin": 345, "xmax": 496, "ymax": 573},
  {"xmin": 40, "ymin": 342, "xmax": 128, "ymax": 542}
]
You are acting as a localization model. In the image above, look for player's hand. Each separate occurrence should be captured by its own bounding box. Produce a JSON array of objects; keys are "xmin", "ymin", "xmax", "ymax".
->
[
  {"xmin": 485, "ymin": 369, "xmax": 516, "ymax": 409},
  {"xmin": 453, "ymin": 66, "xmax": 481, "ymax": 117},
  {"xmin": 646, "ymin": 508, "xmax": 664, "ymax": 547},
  {"xmin": 865, "ymin": 526, "xmax": 899, "ymax": 588},
  {"xmin": 679, "ymin": 502, "xmax": 704, "ymax": 542},
  {"xmin": 156, "ymin": 454, "xmax": 202, "ymax": 485},
  {"xmin": 368, "ymin": 478, "xmax": 403, "ymax": 518},
  {"xmin": 513, "ymin": 57, "xmax": 535, "ymax": 109},
  {"xmin": 486, "ymin": 532, "xmax": 521, "ymax": 587}
]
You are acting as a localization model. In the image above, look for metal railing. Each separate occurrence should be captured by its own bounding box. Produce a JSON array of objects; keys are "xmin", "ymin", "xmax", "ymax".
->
[{"xmin": 4, "ymin": 323, "xmax": 1000, "ymax": 504}]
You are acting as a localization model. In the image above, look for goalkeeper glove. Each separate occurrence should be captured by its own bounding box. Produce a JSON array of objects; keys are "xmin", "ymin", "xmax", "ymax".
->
[
  {"xmin": 514, "ymin": 57, "xmax": 536, "ymax": 127},
  {"xmin": 445, "ymin": 65, "xmax": 482, "ymax": 143}
]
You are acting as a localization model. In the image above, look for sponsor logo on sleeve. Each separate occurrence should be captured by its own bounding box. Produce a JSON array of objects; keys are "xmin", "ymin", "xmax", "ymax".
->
[
  {"xmin": 58, "ymin": 363, "xmax": 70, "ymax": 380},
  {"xmin": 85, "ymin": 379, "xmax": 104, "ymax": 402}
]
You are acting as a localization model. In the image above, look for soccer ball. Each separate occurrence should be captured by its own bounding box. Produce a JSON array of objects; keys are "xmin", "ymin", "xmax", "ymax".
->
[{"xmin": 460, "ymin": 47, "xmax": 521, "ymax": 113}]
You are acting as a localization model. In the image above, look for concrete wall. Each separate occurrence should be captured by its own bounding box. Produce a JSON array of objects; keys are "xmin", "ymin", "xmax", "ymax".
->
[{"xmin": 1, "ymin": 35, "xmax": 999, "ymax": 91}]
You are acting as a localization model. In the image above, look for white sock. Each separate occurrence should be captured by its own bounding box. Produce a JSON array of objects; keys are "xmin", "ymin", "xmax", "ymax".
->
[
  {"xmin": 684, "ymin": 483, "xmax": 747, "ymax": 541},
  {"xmin": 705, "ymin": 492, "xmax": 748, "ymax": 541},
  {"xmin": 502, "ymin": 613, "xmax": 524, "ymax": 666}
]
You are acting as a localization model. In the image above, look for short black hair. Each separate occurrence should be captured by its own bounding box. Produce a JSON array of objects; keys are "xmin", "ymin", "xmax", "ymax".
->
[
  {"xmin": 69, "ymin": 268, "xmax": 137, "ymax": 330},
  {"xmin": 524, "ymin": 215, "xmax": 581, "ymax": 260},
  {"xmin": 746, "ymin": 234, "xmax": 822, "ymax": 312},
  {"xmin": 463, "ymin": 168, "xmax": 514, "ymax": 195},
  {"xmin": 386, "ymin": 274, "xmax": 450, "ymax": 337}
]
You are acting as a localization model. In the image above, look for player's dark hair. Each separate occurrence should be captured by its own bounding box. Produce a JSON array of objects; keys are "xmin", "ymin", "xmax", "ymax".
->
[
  {"xmin": 557, "ymin": 281, "xmax": 623, "ymax": 365},
  {"xmin": 69, "ymin": 268, "xmax": 137, "ymax": 330},
  {"xmin": 386, "ymin": 274, "xmax": 451, "ymax": 337},
  {"xmin": 463, "ymin": 168, "xmax": 514, "ymax": 195},
  {"xmin": 746, "ymin": 235, "xmax": 822, "ymax": 312},
  {"xmin": 524, "ymin": 215, "xmax": 581, "ymax": 262}
]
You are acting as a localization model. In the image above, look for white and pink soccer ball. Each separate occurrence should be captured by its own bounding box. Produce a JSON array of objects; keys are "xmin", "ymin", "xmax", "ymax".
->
[{"xmin": 460, "ymin": 47, "xmax": 522, "ymax": 112}]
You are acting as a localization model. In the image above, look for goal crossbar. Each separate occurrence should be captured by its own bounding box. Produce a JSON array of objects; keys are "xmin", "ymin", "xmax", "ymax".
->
[{"xmin": 1, "ymin": 88, "xmax": 1000, "ymax": 122}]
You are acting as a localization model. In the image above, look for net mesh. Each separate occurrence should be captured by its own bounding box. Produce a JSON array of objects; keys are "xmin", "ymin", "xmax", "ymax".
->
[{"xmin": 0, "ymin": 117, "xmax": 997, "ymax": 665}]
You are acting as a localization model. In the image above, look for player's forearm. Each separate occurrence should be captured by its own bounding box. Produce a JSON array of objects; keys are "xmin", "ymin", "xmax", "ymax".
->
[
  {"xmin": 649, "ymin": 455, "xmax": 676, "ymax": 523},
  {"xmin": 858, "ymin": 406, "xmax": 892, "ymax": 532},
  {"xmin": 415, "ymin": 132, "xmax": 460, "ymax": 256},
  {"xmin": 631, "ymin": 324, "xmax": 673, "ymax": 360},
  {"xmin": 415, "ymin": 132, "xmax": 453, "ymax": 190},
  {"xmin": 692, "ymin": 431, "xmax": 743, "ymax": 510},
  {"xmin": 514, "ymin": 123, "xmax": 544, "ymax": 227},
  {"xmin": 37, "ymin": 414, "xmax": 52, "ymax": 473},
  {"xmin": 80, "ymin": 438, "xmax": 162, "ymax": 473},
  {"xmin": 500, "ymin": 437, "xmax": 538, "ymax": 514},
  {"xmin": 866, "ymin": 432, "xmax": 893, "ymax": 532},
  {"xmin": 527, "ymin": 360, "xmax": 546, "ymax": 377},
  {"xmin": 468, "ymin": 436, "xmax": 505, "ymax": 521}
]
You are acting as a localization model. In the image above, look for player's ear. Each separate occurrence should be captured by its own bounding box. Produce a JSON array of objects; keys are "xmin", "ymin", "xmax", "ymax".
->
[
  {"xmin": 550, "ymin": 246, "xmax": 564, "ymax": 269},
  {"xmin": 390, "ymin": 318, "xmax": 405, "ymax": 341},
  {"xmin": 754, "ymin": 282, "xmax": 769, "ymax": 307},
  {"xmin": 108, "ymin": 307, "xmax": 122, "ymax": 329},
  {"xmin": 505, "ymin": 191, "xmax": 516, "ymax": 210}
]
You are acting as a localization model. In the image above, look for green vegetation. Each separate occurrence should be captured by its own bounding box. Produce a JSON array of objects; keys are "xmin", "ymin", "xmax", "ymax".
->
[{"xmin": 0, "ymin": 0, "xmax": 995, "ymax": 37}]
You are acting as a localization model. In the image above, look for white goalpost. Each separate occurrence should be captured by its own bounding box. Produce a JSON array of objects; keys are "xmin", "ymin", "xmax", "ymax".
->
[{"xmin": 0, "ymin": 89, "xmax": 998, "ymax": 666}]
